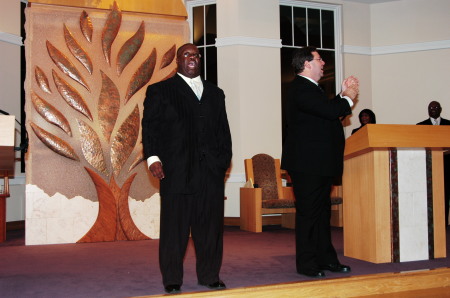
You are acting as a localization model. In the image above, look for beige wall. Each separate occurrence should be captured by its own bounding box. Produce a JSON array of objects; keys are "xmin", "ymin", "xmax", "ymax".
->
[
  {"xmin": 341, "ymin": 1, "xmax": 373, "ymax": 132},
  {"xmin": 3, "ymin": 0, "xmax": 450, "ymax": 220},
  {"xmin": 370, "ymin": 0, "xmax": 450, "ymax": 126},
  {"xmin": 217, "ymin": 0, "xmax": 282, "ymax": 216}
]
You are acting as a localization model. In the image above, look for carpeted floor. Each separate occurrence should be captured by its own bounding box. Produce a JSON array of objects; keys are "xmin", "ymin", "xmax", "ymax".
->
[{"xmin": 0, "ymin": 226, "xmax": 449, "ymax": 298}]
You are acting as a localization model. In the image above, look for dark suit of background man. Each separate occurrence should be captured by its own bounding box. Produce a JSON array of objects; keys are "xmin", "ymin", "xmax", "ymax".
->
[
  {"xmin": 417, "ymin": 101, "xmax": 450, "ymax": 228},
  {"xmin": 281, "ymin": 46, "xmax": 359, "ymax": 278},
  {"xmin": 142, "ymin": 43, "xmax": 232, "ymax": 294}
]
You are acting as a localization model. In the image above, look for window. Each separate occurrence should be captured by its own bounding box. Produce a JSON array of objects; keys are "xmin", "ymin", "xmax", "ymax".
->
[
  {"xmin": 186, "ymin": 1, "xmax": 218, "ymax": 85},
  {"xmin": 279, "ymin": 1, "xmax": 342, "ymax": 137}
]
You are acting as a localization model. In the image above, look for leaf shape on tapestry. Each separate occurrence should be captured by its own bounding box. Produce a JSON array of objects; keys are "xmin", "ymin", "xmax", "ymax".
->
[
  {"xmin": 124, "ymin": 48, "xmax": 156, "ymax": 103},
  {"xmin": 31, "ymin": 91, "xmax": 72, "ymax": 136},
  {"xmin": 161, "ymin": 67, "xmax": 177, "ymax": 82},
  {"xmin": 101, "ymin": 1, "xmax": 122, "ymax": 65},
  {"xmin": 34, "ymin": 66, "xmax": 52, "ymax": 94},
  {"xmin": 128, "ymin": 149, "xmax": 144, "ymax": 172},
  {"xmin": 98, "ymin": 71, "xmax": 120, "ymax": 142},
  {"xmin": 160, "ymin": 44, "xmax": 176, "ymax": 69},
  {"xmin": 53, "ymin": 69, "xmax": 93, "ymax": 121},
  {"xmin": 77, "ymin": 119, "xmax": 108, "ymax": 175},
  {"xmin": 116, "ymin": 20, "xmax": 145, "ymax": 76},
  {"xmin": 64, "ymin": 24, "xmax": 93, "ymax": 74},
  {"xmin": 30, "ymin": 122, "xmax": 79, "ymax": 161},
  {"xmin": 110, "ymin": 105, "xmax": 140, "ymax": 177},
  {"xmin": 80, "ymin": 10, "xmax": 93, "ymax": 43},
  {"xmin": 46, "ymin": 40, "xmax": 90, "ymax": 92}
]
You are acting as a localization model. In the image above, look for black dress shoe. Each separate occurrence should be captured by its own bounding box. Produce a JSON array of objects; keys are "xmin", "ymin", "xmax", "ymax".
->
[
  {"xmin": 320, "ymin": 263, "xmax": 351, "ymax": 273},
  {"xmin": 298, "ymin": 268, "xmax": 325, "ymax": 278},
  {"xmin": 200, "ymin": 280, "xmax": 226, "ymax": 290},
  {"xmin": 164, "ymin": 284, "xmax": 181, "ymax": 294}
]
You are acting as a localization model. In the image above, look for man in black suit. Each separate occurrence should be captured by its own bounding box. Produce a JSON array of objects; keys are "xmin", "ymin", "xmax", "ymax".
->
[
  {"xmin": 281, "ymin": 46, "xmax": 359, "ymax": 278},
  {"xmin": 417, "ymin": 101, "xmax": 450, "ymax": 227},
  {"xmin": 142, "ymin": 43, "xmax": 232, "ymax": 294},
  {"xmin": 417, "ymin": 101, "xmax": 450, "ymax": 126}
]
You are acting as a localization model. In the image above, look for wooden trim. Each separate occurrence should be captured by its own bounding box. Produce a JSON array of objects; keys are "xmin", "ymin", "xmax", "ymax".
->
[
  {"xmin": 432, "ymin": 150, "xmax": 447, "ymax": 258},
  {"xmin": 28, "ymin": 0, "xmax": 188, "ymax": 17},
  {"xmin": 243, "ymin": 159, "xmax": 253, "ymax": 183},
  {"xmin": 345, "ymin": 124, "xmax": 450, "ymax": 158},
  {"xmin": 143, "ymin": 267, "xmax": 450, "ymax": 298},
  {"xmin": 261, "ymin": 208, "xmax": 296, "ymax": 214},
  {"xmin": 274, "ymin": 159, "xmax": 284, "ymax": 200}
]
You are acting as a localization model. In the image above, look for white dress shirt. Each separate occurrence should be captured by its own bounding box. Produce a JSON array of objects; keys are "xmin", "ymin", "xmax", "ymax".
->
[{"xmin": 431, "ymin": 117, "xmax": 441, "ymax": 125}]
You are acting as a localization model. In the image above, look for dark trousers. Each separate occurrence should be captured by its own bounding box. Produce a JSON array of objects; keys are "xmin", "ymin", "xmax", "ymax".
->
[
  {"xmin": 288, "ymin": 172, "xmax": 339, "ymax": 271},
  {"xmin": 159, "ymin": 167, "xmax": 224, "ymax": 287}
]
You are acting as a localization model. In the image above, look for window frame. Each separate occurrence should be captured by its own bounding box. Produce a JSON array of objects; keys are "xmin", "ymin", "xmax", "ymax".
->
[
  {"xmin": 185, "ymin": 0, "xmax": 217, "ymax": 82},
  {"xmin": 279, "ymin": 0, "xmax": 343, "ymax": 92}
]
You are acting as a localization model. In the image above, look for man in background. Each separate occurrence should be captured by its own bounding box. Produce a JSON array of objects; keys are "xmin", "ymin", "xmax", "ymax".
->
[
  {"xmin": 142, "ymin": 43, "xmax": 232, "ymax": 294},
  {"xmin": 281, "ymin": 46, "xmax": 359, "ymax": 278},
  {"xmin": 417, "ymin": 101, "xmax": 450, "ymax": 227}
]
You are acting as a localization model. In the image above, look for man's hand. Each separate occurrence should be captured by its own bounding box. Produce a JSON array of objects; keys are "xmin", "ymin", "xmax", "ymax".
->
[
  {"xmin": 342, "ymin": 86, "xmax": 359, "ymax": 100},
  {"xmin": 149, "ymin": 161, "xmax": 165, "ymax": 180},
  {"xmin": 341, "ymin": 76, "xmax": 359, "ymax": 100}
]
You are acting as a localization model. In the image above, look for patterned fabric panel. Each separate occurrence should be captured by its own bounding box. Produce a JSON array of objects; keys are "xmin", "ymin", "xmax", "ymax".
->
[
  {"xmin": 252, "ymin": 154, "xmax": 279, "ymax": 201},
  {"xmin": 262, "ymin": 199, "xmax": 296, "ymax": 209}
]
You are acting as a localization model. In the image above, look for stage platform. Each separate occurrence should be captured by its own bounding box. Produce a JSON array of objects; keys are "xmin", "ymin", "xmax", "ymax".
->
[{"xmin": 1, "ymin": 225, "xmax": 449, "ymax": 297}]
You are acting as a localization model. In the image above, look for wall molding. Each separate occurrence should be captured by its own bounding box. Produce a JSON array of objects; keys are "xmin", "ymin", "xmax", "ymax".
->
[
  {"xmin": 216, "ymin": 36, "xmax": 282, "ymax": 48},
  {"xmin": 0, "ymin": 31, "xmax": 23, "ymax": 46},
  {"xmin": 343, "ymin": 39, "xmax": 450, "ymax": 56},
  {"xmin": 215, "ymin": 37, "xmax": 450, "ymax": 54}
]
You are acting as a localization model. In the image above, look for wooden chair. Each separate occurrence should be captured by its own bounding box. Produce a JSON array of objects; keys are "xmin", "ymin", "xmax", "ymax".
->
[
  {"xmin": 330, "ymin": 185, "xmax": 343, "ymax": 227},
  {"xmin": 240, "ymin": 154, "xmax": 296, "ymax": 232}
]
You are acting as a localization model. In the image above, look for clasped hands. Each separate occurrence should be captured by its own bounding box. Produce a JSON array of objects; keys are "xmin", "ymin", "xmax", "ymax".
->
[{"xmin": 341, "ymin": 75, "xmax": 359, "ymax": 100}]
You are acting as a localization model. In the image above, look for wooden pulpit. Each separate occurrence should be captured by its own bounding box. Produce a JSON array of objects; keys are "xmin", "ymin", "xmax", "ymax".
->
[
  {"xmin": 343, "ymin": 124, "xmax": 450, "ymax": 263},
  {"xmin": 0, "ymin": 115, "xmax": 15, "ymax": 242}
]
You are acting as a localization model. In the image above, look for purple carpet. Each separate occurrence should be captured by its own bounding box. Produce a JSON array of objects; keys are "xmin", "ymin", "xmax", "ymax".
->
[{"xmin": 1, "ymin": 226, "xmax": 449, "ymax": 297}]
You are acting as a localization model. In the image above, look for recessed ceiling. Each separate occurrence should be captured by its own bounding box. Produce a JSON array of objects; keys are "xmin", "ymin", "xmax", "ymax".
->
[{"xmin": 344, "ymin": 0, "xmax": 400, "ymax": 4}]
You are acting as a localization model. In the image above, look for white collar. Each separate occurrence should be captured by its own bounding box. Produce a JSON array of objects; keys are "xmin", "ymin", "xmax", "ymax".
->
[
  {"xmin": 431, "ymin": 117, "xmax": 441, "ymax": 125},
  {"xmin": 178, "ymin": 73, "xmax": 202, "ymax": 84}
]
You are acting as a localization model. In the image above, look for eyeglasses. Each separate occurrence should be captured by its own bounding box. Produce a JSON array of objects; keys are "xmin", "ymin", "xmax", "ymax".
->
[
  {"xmin": 312, "ymin": 58, "xmax": 323, "ymax": 61},
  {"xmin": 183, "ymin": 52, "xmax": 201, "ymax": 59}
]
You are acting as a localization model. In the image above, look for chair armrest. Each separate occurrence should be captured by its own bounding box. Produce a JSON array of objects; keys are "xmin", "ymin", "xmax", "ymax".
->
[
  {"xmin": 240, "ymin": 187, "xmax": 262, "ymax": 205},
  {"xmin": 282, "ymin": 186, "xmax": 295, "ymax": 200}
]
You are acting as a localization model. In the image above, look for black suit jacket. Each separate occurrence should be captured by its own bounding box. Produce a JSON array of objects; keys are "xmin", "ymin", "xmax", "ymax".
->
[
  {"xmin": 417, "ymin": 117, "xmax": 450, "ymax": 126},
  {"xmin": 281, "ymin": 75, "xmax": 352, "ymax": 177},
  {"xmin": 142, "ymin": 74, "xmax": 232, "ymax": 195}
]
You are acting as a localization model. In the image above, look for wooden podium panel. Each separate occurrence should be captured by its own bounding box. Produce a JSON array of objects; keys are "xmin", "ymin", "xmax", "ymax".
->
[
  {"xmin": 343, "ymin": 150, "xmax": 392, "ymax": 263},
  {"xmin": 343, "ymin": 124, "xmax": 449, "ymax": 263}
]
